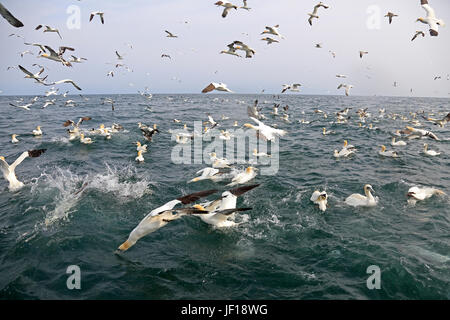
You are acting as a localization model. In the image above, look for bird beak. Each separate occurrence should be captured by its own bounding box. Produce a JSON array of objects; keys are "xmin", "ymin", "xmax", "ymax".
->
[{"xmin": 407, "ymin": 192, "xmax": 414, "ymax": 197}]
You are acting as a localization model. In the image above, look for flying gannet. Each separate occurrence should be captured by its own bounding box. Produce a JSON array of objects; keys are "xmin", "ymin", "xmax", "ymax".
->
[
  {"xmin": 310, "ymin": 190, "xmax": 328, "ymax": 212},
  {"xmin": 188, "ymin": 167, "xmax": 227, "ymax": 183},
  {"xmin": 261, "ymin": 37, "xmax": 279, "ymax": 45},
  {"xmin": 89, "ymin": 11, "xmax": 105, "ymax": 24},
  {"xmin": 405, "ymin": 126, "xmax": 440, "ymax": 141},
  {"xmin": 308, "ymin": 2, "xmax": 329, "ymax": 26},
  {"xmin": 359, "ymin": 51, "xmax": 369, "ymax": 59},
  {"xmin": 136, "ymin": 141, "xmax": 148, "ymax": 153},
  {"xmin": 345, "ymin": 185, "xmax": 377, "ymax": 207},
  {"xmin": 117, "ymin": 189, "xmax": 219, "ymax": 251},
  {"xmin": 215, "ymin": 1, "xmax": 238, "ymax": 18},
  {"xmin": 18, "ymin": 65, "xmax": 47, "ymax": 85},
  {"xmin": 412, "ymin": 30, "xmax": 426, "ymax": 41},
  {"xmin": 239, "ymin": 0, "xmax": 251, "ymax": 10},
  {"xmin": 202, "ymin": 82, "xmax": 233, "ymax": 93},
  {"xmin": 38, "ymin": 45, "xmax": 73, "ymax": 67},
  {"xmin": 385, "ymin": 12, "xmax": 398, "ymax": 24},
  {"xmin": 9, "ymin": 102, "xmax": 32, "ymax": 111},
  {"xmin": 0, "ymin": 149, "xmax": 46, "ymax": 191},
  {"xmin": 337, "ymin": 84, "xmax": 353, "ymax": 96},
  {"xmin": 281, "ymin": 84, "xmax": 301, "ymax": 93},
  {"xmin": 244, "ymin": 117, "xmax": 287, "ymax": 141},
  {"xmin": 416, "ymin": 0, "xmax": 445, "ymax": 37},
  {"xmin": 35, "ymin": 25, "xmax": 62, "ymax": 39},
  {"xmin": 220, "ymin": 42, "xmax": 242, "ymax": 57},
  {"xmin": 232, "ymin": 41, "xmax": 256, "ymax": 58},
  {"xmin": 261, "ymin": 25, "xmax": 285, "ymax": 39},
  {"xmin": 165, "ymin": 30, "xmax": 178, "ymax": 38}
]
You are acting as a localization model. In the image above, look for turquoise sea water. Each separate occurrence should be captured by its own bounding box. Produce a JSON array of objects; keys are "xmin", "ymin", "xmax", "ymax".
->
[{"xmin": 0, "ymin": 94, "xmax": 449, "ymax": 299}]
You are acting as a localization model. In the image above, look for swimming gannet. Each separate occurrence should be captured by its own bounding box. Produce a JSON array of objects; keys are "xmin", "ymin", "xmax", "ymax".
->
[
  {"xmin": 407, "ymin": 186, "xmax": 446, "ymax": 205},
  {"xmin": 391, "ymin": 138, "xmax": 407, "ymax": 146},
  {"xmin": 210, "ymin": 152, "xmax": 231, "ymax": 168},
  {"xmin": 140, "ymin": 123, "xmax": 160, "ymax": 142},
  {"xmin": 135, "ymin": 150, "xmax": 144, "ymax": 162},
  {"xmin": 253, "ymin": 149, "xmax": 271, "ymax": 157},
  {"xmin": 192, "ymin": 184, "xmax": 259, "ymax": 227},
  {"xmin": 0, "ymin": 149, "xmax": 46, "ymax": 191},
  {"xmin": 202, "ymin": 82, "xmax": 233, "ymax": 93},
  {"xmin": 345, "ymin": 184, "xmax": 377, "ymax": 207},
  {"xmin": 79, "ymin": 133, "xmax": 93, "ymax": 144},
  {"xmin": 322, "ymin": 127, "xmax": 335, "ymax": 135},
  {"xmin": 423, "ymin": 143, "xmax": 440, "ymax": 156},
  {"xmin": 416, "ymin": 0, "xmax": 445, "ymax": 37},
  {"xmin": 308, "ymin": 2, "xmax": 329, "ymax": 26},
  {"xmin": 310, "ymin": 190, "xmax": 328, "ymax": 212},
  {"xmin": 32, "ymin": 126, "xmax": 42, "ymax": 136},
  {"xmin": 136, "ymin": 141, "xmax": 148, "ymax": 153},
  {"xmin": 117, "ymin": 189, "xmax": 219, "ymax": 251},
  {"xmin": 214, "ymin": 1, "xmax": 238, "ymax": 18},
  {"xmin": 226, "ymin": 167, "xmax": 257, "ymax": 187},
  {"xmin": 334, "ymin": 140, "xmax": 356, "ymax": 158},
  {"xmin": 379, "ymin": 145, "xmax": 398, "ymax": 158},
  {"xmin": 244, "ymin": 117, "xmax": 287, "ymax": 141},
  {"xmin": 89, "ymin": 11, "xmax": 105, "ymax": 24},
  {"xmin": 11, "ymin": 134, "xmax": 19, "ymax": 143}
]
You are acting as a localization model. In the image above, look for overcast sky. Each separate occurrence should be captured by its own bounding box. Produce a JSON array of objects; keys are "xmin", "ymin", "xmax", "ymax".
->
[{"xmin": 0, "ymin": 0, "xmax": 449, "ymax": 97}]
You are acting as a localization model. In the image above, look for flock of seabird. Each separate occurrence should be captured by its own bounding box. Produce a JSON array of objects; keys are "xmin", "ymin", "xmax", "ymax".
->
[{"xmin": 0, "ymin": 1, "xmax": 448, "ymax": 253}]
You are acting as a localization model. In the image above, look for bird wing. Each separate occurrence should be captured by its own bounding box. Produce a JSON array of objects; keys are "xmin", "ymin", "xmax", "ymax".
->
[
  {"xmin": 422, "ymin": 3, "xmax": 436, "ymax": 19},
  {"xmin": 0, "ymin": 3, "xmax": 24, "ymax": 27},
  {"xmin": 9, "ymin": 151, "xmax": 29, "ymax": 171},
  {"xmin": 54, "ymin": 79, "xmax": 81, "ymax": 90},
  {"xmin": 18, "ymin": 65, "xmax": 34, "ymax": 77},
  {"xmin": 229, "ymin": 184, "xmax": 259, "ymax": 196},
  {"xmin": 176, "ymin": 189, "xmax": 219, "ymax": 204},
  {"xmin": 44, "ymin": 45, "xmax": 58, "ymax": 56},
  {"xmin": 222, "ymin": 7, "xmax": 230, "ymax": 18},
  {"xmin": 202, "ymin": 83, "xmax": 216, "ymax": 93},
  {"xmin": 89, "ymin": 13, "xmax": 94, "ymax": 21},
  {"xmin": 100, "ymin": 14, "xmax": 104, "ymax": 24}
]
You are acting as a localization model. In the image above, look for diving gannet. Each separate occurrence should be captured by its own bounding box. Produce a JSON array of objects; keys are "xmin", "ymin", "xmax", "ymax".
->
[
  {"xmin": 423, "ymin": 143, "xmax": 440, "ymax": 156},
  {"xmin": 0, "ymin": 149, "xmax": 46, "ymax": 191},
  {"xmin": 117, "ymin": 189, "xmax": 219, "ymax": 251},
  {"xmin": 310, "ymin": 190, "xmax": 328, "ymax": 212},
  {"xmin": 416, "ymin": 0, "xmax": 445, "ymax": 37},
  {"xmin": 345, "ymin": 185, "xmax": 377, "ymax": 207}
]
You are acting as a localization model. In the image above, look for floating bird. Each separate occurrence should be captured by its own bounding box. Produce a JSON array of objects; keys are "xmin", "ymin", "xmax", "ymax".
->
[
  {"xmin": 215, "ymin": 1, "xmax": 238, "ymax": 18},
  {"xmin": 32, "ymin": 126, "xmax": 42, "ymax": 136},
  {"xmin": 79, "ymin": 133, "xmax": 93, "ymax": 144},
  {"xmin": 210, "ymin": 152, "xmax": 231, "ymax": 168},
  {"xmin": 337, "ymin": 83, "xmax": 353, "ymax": 96},
  {"xmin": 261, "ymin": 37, "xmax": 279, "ymax": 45},
  {"xmin": 0, "ymin": 149, "xmax": 46, "ymax": 191},
  {"xmin": 227, "ymin": 167, "xmax": 257, "ymax": 187},
  {"xmin": 202, "ymin": 82, "xmax": 233, "ymax": 93},
  {"xmin": 391, "ymin": 138, "xmax": 407, "ymax": 146},
  {"xmin": 359, "ymin": 51, "xmax": 369, "ymax": 58},
  {"xmin": 165, "ymin": 30, "xmax": 178, "ymax": 38},
  {"xmin": 261, "ymin": 25, "xmax": 285, "ymax": 39},
  {"xmin": 308, "ymin": 2, "xmax": 329, "ymax": 26},
  {"xmin": 310, "ymin": 190, "xmax": 327, "ymax": 212},
  {"xmin": 140, "ymin": 123, "xmax": 160, "ymax": 141},
  {"xmin": 411, "ymin": 30, "xmax": 425, "ymax": 41},
  {"xmin": 89, "ymin": 11, "xmax": 105, "ymax": 24},
  {"xmin": 192, "ymin": 184, "xmax": 259, "ymax": 227},
  {"xmin": 322, "ymin": 127, "xmax": 335, "ymax": 135},
  {"xmin": 11, "ymin": 134, "xmax": 19, "ymax": 143},
  {"xmin": 379, "ymin": 145, "xmax": 399, "ymax": 158},
  {"xmin": 385, "ymin": 12, "xmax": 398, "ymax": 24},
  {"xmin": 35, "ymin": 25, "xmax": 62, "ymax": 39},
  {"xmin": 244, "ymin": 117, "xmax": 287, "ymax": 141},
  {"xmin": 136, "ymin": 142, "xmax": 147, "ymax": 153},
  {"xmin": 345, "ymin": 185, "xmax": 377, "ymax": 207},
  {"xmin": 281, "ymin": 83, "xmax": 301, "ymax": 93},
  {"xmin": 407, "ymin": 186, "xmax": 446, "ymax": 203},
  {"xmin": 423, "ymin": 143, "xmax": 440, "ymax": 156},
  {"xmin": 0, "ymin": 3, "xmax": 23, "ymax": 27},
  {"xmin": 135, "ymin": 150, "xmax": 144, "ymax": 162},
  {"xmin": 117, "ymin": 189, "xmax": 219, "ymax": 251},
  {"xmin": 416, "ymin": 0, "xmax": 445, "ymax": 37}
]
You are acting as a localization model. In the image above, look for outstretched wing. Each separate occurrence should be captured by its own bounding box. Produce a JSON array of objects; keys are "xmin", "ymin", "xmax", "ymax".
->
[
  {"xmin": 18, "ymin": 65, "xmax": 34, "ymax": 77},
  {"xmin": 0, "ymin": 3, "xmax": 24, "ymax": 27},
  {"xmin": 176, "ymin": 189, "xmax": 219, "ymax": 204},
  {"xmin": 10, "ymin": 149, "xmax": 46, "ymax": 171},
  {"xmin": 229, "ymin": 184, "xmax": 260, "ymax": 196},
  {"xmin": 202, "ymin": 83, "xmax": 216, "ymax": 93}
]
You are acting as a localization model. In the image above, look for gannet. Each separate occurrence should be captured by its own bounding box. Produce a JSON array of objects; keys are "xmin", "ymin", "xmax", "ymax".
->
[
  {"xmin": 385, "ymin": 12, "xmax": 398, "ymax": 24},
  {"xmin": 345, "ymin": 185, "xmax": 377, "ymax": 207},
  {"xmin": 32, "ymin": 126, "xmax": 42, "ymax": 136},
  {"xmin": 18, "ymin": 65, "xmax": 47, "ymax": 84},
  {"xmin": 192, "ymin": 184, "xmax": 259, "ymax": 227},
  {"xmin": 261, "ymin": 37, "xmax": 279, "ymax": 45},
  {"xmin": 89, "ymin": 11, "xmax": 105, "ymax": 24},
  {"xmin": 379, "ymin": 145, "xmax": 398, "ymax": 158},
  {"xmin": 41, "ymin": 99, "xmax": 56, "ymax": 109},
  {"xmin": 421, "ymin": 112, "xmax": 450, "ymax": 127},
  {"xmin": 11, "ymin": 134, "xmax": 19, "ymax": 143},
  {"xmin": 322, "ymin": 128, "xmax": 335, "ymax": 135},
  {"xmin": 136, "ymin": 142, "xmax": 147, "ymax": 153},
  {"xmin": 135, "ymin": 150, "xmax": 144, "ymax": 162},
  {"xmin": 188, "ymin": 167, "xmax": 225, "ymax": 183},
  {"xmin": 310, "ymin": 191, "xmax": 328, "ymax": 212},
  {"xmin": 405, "ymin": 126, "xmax": 439, "ymax": 141},
  {"xmin": 70, "ymin": 55, "xmax": 88, "ymax": 63},
  {"xmin": 261, "ymin": 25, "xmax": 285, "ymax": 39},
  {"xmin": 219, "ymin": 130, "xmax": 231, "ymax": 140},
  {"xmin": 244, "ymin": 117, "xmax": 287, "ymax": 141},
  {"xmin": 161, "ymin": 54, "xmax": 171, "ymax": 59},
  {"xmin": 411, "ymin": 30, "xmax": 425, "ymax": 41},
  {"xmin": 240, "ymin": 0, "xmax": 251, "ymax": 10},
  {"xmin": 45, "ymin": 87, "xmax": 59, "ymax": 97},
  {"xmin": 0, "ymin": 3, "xmax": 24, "ymax": 27},
  {"xmin": 423, "ymin": 143, "xmax": 440, "ymax": 156},
  {"xmin": 38, "ymin": 45, "xmax": 73, "ymax": 67},
  {"xmin": 359, "ymin": 51, "xmax": 369, "ymax": 58},
  {"xmin": 220, "ymin": 42, "xmax": 242, "ymax": 57},
  {"xmin": 334, "ymin": 147, "xmax": 355, "ymax": 158},
  {"xmin": 35, "ymin": 25, "xmax": 62, "ymax": 39},
  {"xmin": 391, "ymin": 138, "xmax": 407, "ymax": 146},
  {"xmin": 227, "ymin": 167, "xmax": 257, "ymax": 187},
  {"xmin": 281, "ymin": 84, "xmax": 301, "ymax": 93},
  {"xmin": 19, "ymin": 50, "xmax": 33, "ymax": 58},
  {"xmin": 337, "ymin": 84, "xmax": 353, "ymax": 96},
  {"xmin": 214, "ymin": 1, "xmax": 238, "ymax": 18},
  {"xmin": 336, "ymin": 74, "xmax": 347, "ymax": 78},
  {"xmin": 407, "ymin": 186, "xmax": 446, "ymax": 204},
  {"xmin": 165, "ymin": 30, "xmax": 178, "ymax": 38},
  {"xmin": 117, "ymin": 189, "xmax": 219, "ymax": 251},
  {"xmin": 48, "ymin": 79, "xmax": 82, "ymax": 91},
  {"xmin": 253, "ymin": 149, "xmax": 270, "ymax": 157},
  {"xmin": 9, "ymin": 103, "xmax": 32, "ymax": 111},
  {"xmin": 308, "ymin": 2, "xmax": 329, "ymax": 26},
  {"xmin": 210, "ymin": 152, "xmax": 231, "ymax": 168},
  {"xmin": 416, "ymin": 0, "xmax": 445, "ymax": 36},
  {"xmin": 315, "ymin": 43, "xmax": 323, "ymax": 48},
  {"xmin": 140, "ymin": 123, "xmax": 160, "ymax": 141},
  {"xmin": 202, "ymin": 82, "xmax": 233, "ymax": 93},
  {"xmin": 79, "ymin": 133, "xmax": 93, "ymax": 144},
  {"xmin": 232, "ymin": 41, "xmax": 256, "ymax": 58},
  {"xmin": 1, "ymin": 149, "xmax": 47, "ymax": 191},
  {"xmin": 115, "ymin": 51, "xmax": 124, "ymax": 60}
]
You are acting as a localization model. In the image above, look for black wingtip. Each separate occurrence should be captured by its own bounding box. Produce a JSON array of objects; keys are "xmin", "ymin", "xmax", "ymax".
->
[
  {"xmin": 229, "ymin": 184, "xmax": 260, "ymax": 196},
  {"xmin": 28, "ymin": 149, "xmax": 46, "ymax": 158}
]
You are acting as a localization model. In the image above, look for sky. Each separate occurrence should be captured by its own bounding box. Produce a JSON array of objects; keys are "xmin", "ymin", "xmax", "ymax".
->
[{"xmin": 0, "ymin": 0, "xmax": 449, "ymax": 97}]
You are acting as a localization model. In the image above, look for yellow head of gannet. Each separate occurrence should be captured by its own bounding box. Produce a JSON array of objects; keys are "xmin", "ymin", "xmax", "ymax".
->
[
  {"xmin": 344, "ymin": 140, "xmax": 348, "ymax": 147},
  {"xmin": 323, "ymin": 128, "xmax": 326, "ymax": 135},
  {"xmin": 246, "ymin": 166, "xmax": 255, "ymax": 173},
  {"xmin": 153, "ymin": 124, "xmax": 157, "ymax": 129},
  {"xmin": 193, "ymin": 204, "xmax": 206, "ymax": 211},
  {"xmin": 244, "ymin": 123, "xmax": 257, "ymax": 130},
  {"xmin": 100, "ymin": 124, "xmax": 105, "ymax": 129},
  {"xmin": 183, "ymin": 124, "xmax": 187, "ymax": 130},
  {"xmin": 136, "ymin": 141, "xmax": 141, "ymax": 147},
  {"xmin": 381, "ymin": 145, "xmax": 386, "ymax": 152},
  {"xmin": 0, "ymin": 156, "xmax": 4, "ymax": 161},
  {"xmin": 359, "ymin": 123, "xmax": 362, "ymax": 127},
  {"xmin": 210, "ymin": 152, "xmax": 217, "ymax": 158}
]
